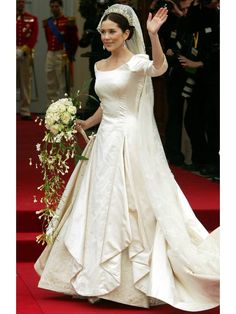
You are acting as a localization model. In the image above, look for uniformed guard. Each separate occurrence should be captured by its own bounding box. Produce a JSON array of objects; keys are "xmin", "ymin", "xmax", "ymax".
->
[
  {"xmin": 17, "ymin": 0, "xmax": 38, "ymax": 120},
  {"xmin": 43, "ymin": 0, "xmax": 79, "ymax": 105}
]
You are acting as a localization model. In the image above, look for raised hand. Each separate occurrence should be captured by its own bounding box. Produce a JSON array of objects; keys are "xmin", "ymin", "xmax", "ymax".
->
[{"xmin": 147, "ymin": 7, "xmax": 168, "ymax": 35}]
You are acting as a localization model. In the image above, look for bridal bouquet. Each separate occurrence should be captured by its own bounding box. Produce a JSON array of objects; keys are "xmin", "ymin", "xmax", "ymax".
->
[
  {"xmin": 44, "ymin": 97, "xmax": 77, "ymax": 141},
  {"xmin": 32, "ymin": 90, "xmax": 93, "ymax": 245}
]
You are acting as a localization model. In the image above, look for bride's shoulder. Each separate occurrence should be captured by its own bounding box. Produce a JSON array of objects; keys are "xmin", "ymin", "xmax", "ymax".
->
[
  {"xmin": 127, "ymin": 54, "xmax": 150, "ymax": 71},
  {"xmin": 129, "ymin": 54, "xmax": 149, "ymax": 62},
  {"xmin": 95, "ymin": 59, "xmax": 107, "ymax": 71}
]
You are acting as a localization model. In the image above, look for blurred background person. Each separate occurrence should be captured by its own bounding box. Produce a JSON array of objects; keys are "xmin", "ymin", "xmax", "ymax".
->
[
  {"xmin": 78, "ymin": 0, "xmax": 112, "ymax": 121},
  {"xmin": 43, "ymin": 0, "xmax": 79, "ymax": 106},
  {"xmin": 157, "ymin": 0, "xmax": 195, "ymax": 166},
  {"xmin": 115, "ymin": 0, "xmax": 134, "ymax": 5},
  {"xmin": 157, "ymin": 0, "xmax": 219, "ymax": 180},
  {"xmin": 17, "ymin": 0, "xmax": 38, "ymax": 120},
  {"xmin": 184, "ymin": 0, "xmax": 220, "ymax": 179}
]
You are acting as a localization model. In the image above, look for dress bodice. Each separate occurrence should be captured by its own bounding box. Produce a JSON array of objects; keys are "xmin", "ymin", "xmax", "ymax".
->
[{"xmin": 94, "ymin": 54, "xmax": 167, "ymax": 121}]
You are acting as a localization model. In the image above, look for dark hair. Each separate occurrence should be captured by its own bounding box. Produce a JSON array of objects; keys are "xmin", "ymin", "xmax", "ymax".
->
[
  {"xmin": 50, "ymin": 0, "xmax": 63, "ymax": 7},
  {"xmin": 102, "ymin": 13, "xmax": 134, "ymax": 40}
]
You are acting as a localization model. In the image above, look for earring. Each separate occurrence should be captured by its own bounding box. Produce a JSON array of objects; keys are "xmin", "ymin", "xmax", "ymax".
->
[
  {"xmin": 123, "ymin": 41, "xmax": 126, "ymax": 48},
  {"xmin": 103, "ymin": 45, "xmax": 105, "ymax": 50}
]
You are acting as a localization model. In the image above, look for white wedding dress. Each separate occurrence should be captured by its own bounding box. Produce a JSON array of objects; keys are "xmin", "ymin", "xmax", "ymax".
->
[{"xmin": 35, "ymin": 54, "xmax": 219, "ymax": 311}]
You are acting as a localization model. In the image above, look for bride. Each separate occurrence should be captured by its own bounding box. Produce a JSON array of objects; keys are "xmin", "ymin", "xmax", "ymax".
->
[{"xmin": 35, "ymin": 4, "xmax": 219, "ymax": 311}]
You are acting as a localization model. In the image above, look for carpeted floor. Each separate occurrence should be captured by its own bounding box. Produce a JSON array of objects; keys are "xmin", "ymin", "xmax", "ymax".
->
[
  {"xmin": 16, "ymin": 114, "xmax": 220, "ymax": 314},
  {"xmin": 17, "ymin": 262, "xmax": 220, "ymax": 314}
]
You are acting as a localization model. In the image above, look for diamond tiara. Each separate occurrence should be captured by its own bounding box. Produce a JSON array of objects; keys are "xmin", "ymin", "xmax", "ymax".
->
[{"xmin": 102, "ymin": 4, "xmax": 134, "ymax": 26}]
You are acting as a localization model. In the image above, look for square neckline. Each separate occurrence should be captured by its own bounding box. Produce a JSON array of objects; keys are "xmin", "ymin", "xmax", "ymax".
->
[{"xmin": 95, "ymin": 54, "xmax": 137, "ymax": 72}]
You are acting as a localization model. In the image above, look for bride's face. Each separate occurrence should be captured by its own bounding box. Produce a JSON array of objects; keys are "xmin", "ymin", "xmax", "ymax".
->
[{"xmin": 100, "ymin": 19, "xmax": 129, "ymax": 52}]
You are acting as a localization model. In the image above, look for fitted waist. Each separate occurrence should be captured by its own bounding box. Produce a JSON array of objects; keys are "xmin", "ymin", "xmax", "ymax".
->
[
  {"xmin": 101, "ymin": 109, "xmax": 138, "ymax": 128},
  {"xmin": 101, "ymin": 100, "xmax": 129, "ymax": 118}
]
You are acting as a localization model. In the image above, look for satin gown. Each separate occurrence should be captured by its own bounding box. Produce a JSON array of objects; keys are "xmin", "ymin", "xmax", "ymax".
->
[{"xmin": 35, "ymin": 54, "xmax": 219, "ymax": 311}]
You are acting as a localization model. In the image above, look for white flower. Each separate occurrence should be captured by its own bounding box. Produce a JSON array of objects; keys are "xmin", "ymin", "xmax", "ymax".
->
[
  {"xmin": 61, "ymin": 111, "xmax": 71, "ymax": 125},
  {"xmin": 47, "ymin": 103, "xmax": 58, "ymax": 113},
  {"xmin": 36, "ymin": 143, "xmax": 41, "ymax": 151},
  {"xmin": 67, "ymin": 105, "xmax": 77, "ymax": 115},
  {"xmin": 57, "ymin": 103, "xmax": 66, "ymax": 113},
  {"xmin": 58, "ymin": 124, "xmax": 65, "ymax": 133},
  {"xmin": 45, "ymin": 114, "xmax": 55, "ymax": 129},
  {"xmin": 50, "ymin": 124, "xmax": 60, "ymax": 135},
  {"xmin": 54, "ymin": 133, "xmax": 63, "ymax": 143}
]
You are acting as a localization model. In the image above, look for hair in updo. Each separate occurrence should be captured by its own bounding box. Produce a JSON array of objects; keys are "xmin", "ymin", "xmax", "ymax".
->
[{"xmin": 101, "ymin": 13, "xmax": 134, "ymax": 40}]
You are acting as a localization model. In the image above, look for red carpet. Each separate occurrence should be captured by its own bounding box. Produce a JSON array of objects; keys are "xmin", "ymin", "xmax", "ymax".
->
[
  {"xmin": 17, "ymin": 263, "xmax": 219, "ymax": 314},
  {"xmin": 16, "ymin": 115, "xmax": 220, "ymax": 314}
]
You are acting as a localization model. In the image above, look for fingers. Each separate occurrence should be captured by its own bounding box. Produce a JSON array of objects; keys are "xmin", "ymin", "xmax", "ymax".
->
[
  {"xmin": 166, "ymin": 49, "xmax": 174, "ymax": 56},
  {"xmin": 178, "ymin": 56, "xmax": 185, "ymax": 64},
  {"xmin": 178, "ymin": 56, "xmax": 188, "ymax": 67},
  {"xmin": 178, "ymin": 56, "xmax": 186, "ymax": 62},
  {"xmin": 153, "ymin": 7, "xmax": 168, "ymax": 25},
  {"xmin": 147, "ymin": 12, "xmax": 152, "ymax": 22},
  {"xmin": 75, "ymin": 119, "xmax": 84, "ymax": 131},
  {"xmin": 156, "ymin": 6, "xmax": 168, "ymax": 18},
  {"xmin": 148, "ymin": 7, "xmax": 168, "ymax": 21}
]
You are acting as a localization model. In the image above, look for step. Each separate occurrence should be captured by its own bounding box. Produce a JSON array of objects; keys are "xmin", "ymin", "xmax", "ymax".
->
[
  {"xmin": 17, "ymin": 211, "xmax": 43, "ymax": 232},
  {"xmin": 17, "ymin": 232, "xmax": 44, "ymax": 262},
  {"xmin": 17, "ymin": 206, "xmax": 219, "ymax": 263},
  {"xmin": 17, "ymin": 207, "xmax": 219, "ymax": 233}
]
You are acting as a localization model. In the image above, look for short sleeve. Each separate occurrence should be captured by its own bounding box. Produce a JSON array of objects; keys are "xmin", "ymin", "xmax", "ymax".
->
[{"xmin": 127, "ymin": 54, "xmax": 168, "ymax": 77}]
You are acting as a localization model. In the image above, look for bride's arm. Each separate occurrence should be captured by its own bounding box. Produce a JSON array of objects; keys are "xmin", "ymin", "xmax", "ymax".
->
[
  {"xmin": 147, "ymin": 7, "xmax": 168, "ymax": 70},
  {"xmin": 76, "ymin": 106, "xmax": 103, "ymax": 131}
]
